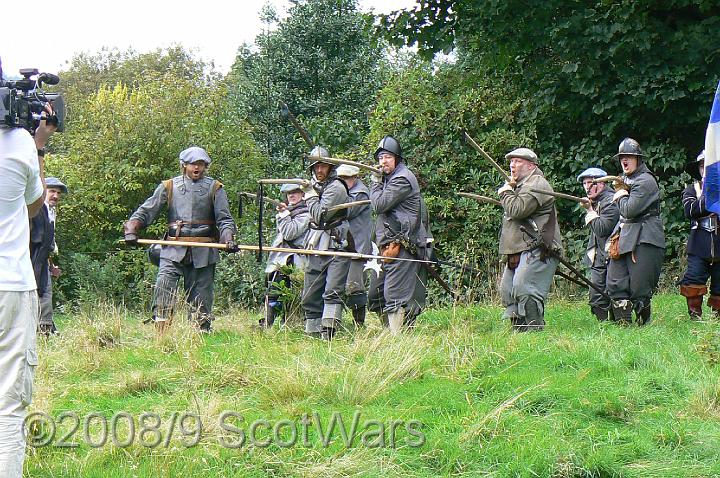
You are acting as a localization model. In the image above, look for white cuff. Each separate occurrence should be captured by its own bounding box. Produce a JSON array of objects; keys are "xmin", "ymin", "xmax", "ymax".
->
[
  {"xmin": 584, "ymin": 210, "xmax": 599, "ymax": 225},
  {"xmin": 276, "ymin": 210, "xmax": 290, "ymax": 219},
  {"xmin": 613, "ymin": 189, "xmax": 629, "ymax": 202},
  {"xmin": 303, "ymin": 190, "xmax": 318, "ymax": 200},
  {"xmin": 497, "ymin": 183, "xmax": 514, "ymax": 195}
]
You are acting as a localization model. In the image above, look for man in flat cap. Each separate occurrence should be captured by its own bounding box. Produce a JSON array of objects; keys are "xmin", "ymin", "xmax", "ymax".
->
[
  {"xmin": 577, "ymin": 167, "xmax": 619, "ymax": 321},
  {"xmin": 336, "ymin": 164, "xmax": 373, "ymax": 326},
  {"xmin": 497, "ymin": 147, "xmax": 563, "ymax": 332},
  {"xmin": 124, "ymin": 146, "xmax": 237, "ymax": 335},
  {"xmin": 30, "ymin": 177, "xmax": 67, "ymax": 336}
]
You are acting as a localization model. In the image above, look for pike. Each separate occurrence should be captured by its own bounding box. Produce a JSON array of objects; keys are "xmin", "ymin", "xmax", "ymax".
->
[
  {"xmin": 462, "ymin": 131, "xmax": 512, "ymax": 183},
  {"xmin": 529, "ymin": 188, "xmax": 589, "ymax": 205},
  {"xmin": 325, "ymin": 200, "xmax": 371, "ymax": 213},
  {"xmin": 305, "ymin": 155, "xmax": 382, "ymax": 175},
  {"xmin": 134, "ymin": 239, "xmax": 437, "ymax": 265},
  {"xmin": 457, "ymin": 192, "xmax": 501, "ymax": 206},
  {"xmin": 257, "ymin": 178, "xmax": 311, "ymax": 187},
  {"xmin": 279, "ymin": 101, "xmax": 315, "ymax": 150}
]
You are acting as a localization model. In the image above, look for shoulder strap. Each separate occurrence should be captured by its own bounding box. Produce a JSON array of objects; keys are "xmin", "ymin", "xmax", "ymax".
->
[
  {"xmin": 212, "ymin": 180, "xmax": 223, "ymax": 202},
  {"xmin": 163, "ymin": 179, "xmax": 174, "ymax": 205}
]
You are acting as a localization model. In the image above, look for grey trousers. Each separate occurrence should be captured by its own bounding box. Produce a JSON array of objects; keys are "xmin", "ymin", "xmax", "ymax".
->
[
  {"xmin": 39, "ymin": 274, "xmax": 54, "ymax": 328},
  {"xmin": 152, "ymin": 257, "xmax": 216, "ymax": 324},
  {"xmin": 301, "ymin": 254, "xmax": 350, "ymax": 332},
  {"xmin": 345, "ymin": 259, "xmax": 367, "ymax": 310},
  {"xmin": 606, "ymin": 244, "xmax": 664, "ymax": 308},
  {"xmin": 588, "ymin": 262, "xmax": 610, "ymax": 310},
  {"xmin": 501, "ymin": 249, "xmax": 558, "ymax": 322},
  {"xmin": 368, "ymin": 248, "xmax": 422, "ymax": 315}
]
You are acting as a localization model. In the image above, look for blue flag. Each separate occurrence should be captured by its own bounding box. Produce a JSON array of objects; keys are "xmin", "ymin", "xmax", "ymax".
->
[{"xmin": 705, "ymin": 80, "xmax": 720, "ymax": 214}]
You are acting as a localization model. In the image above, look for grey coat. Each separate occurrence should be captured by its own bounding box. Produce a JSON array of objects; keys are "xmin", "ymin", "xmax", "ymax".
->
[
  {"xmin": 129, "ymin": 175, "xmax": 236, "ymax": 268},
  {"xmin": 613, "ymin": 163, "xmax": 666, "ymax": 255},
  {"xmin": 371, "ymin": 162, "xmax": 427, "ymax": 250},
  {"xmin": 305, "ymin": 176, "xmax": 350, "ymax": 251},
  {"xmin": 266, "ymin": 201, "xmax": 310, "ymax": 273},
  {"xmin": 347, "ymin": 179, "xmax": 373, "ymax": 254},
  {"xmin": 499, "ymin": 168, "xmax": 563, "ymax": 255},
  {"xmin": 585, "ymin": 188, "xmax": 620, "ymax": 267}
]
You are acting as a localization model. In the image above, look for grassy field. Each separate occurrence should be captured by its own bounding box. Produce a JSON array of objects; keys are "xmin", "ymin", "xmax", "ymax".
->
[{"xmin": 25, "ymin": 293, "xmax": 720, "ymax": 477}]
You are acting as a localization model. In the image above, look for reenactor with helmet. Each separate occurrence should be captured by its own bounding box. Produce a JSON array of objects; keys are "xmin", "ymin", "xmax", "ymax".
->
[
  {"xmin": 605, "ymin": 138, "xmax": 665, "ymax": 324},
  {"xmin": 368, "ymin": 136, "xmax": 428, "ymax": 334},
  {"xmin": 124, "ymin": 146, "xmax": 238, "ymax": 334},
  {"xmin": 300, "ymin": 146, "xmax": 351, "ymax": 340}
]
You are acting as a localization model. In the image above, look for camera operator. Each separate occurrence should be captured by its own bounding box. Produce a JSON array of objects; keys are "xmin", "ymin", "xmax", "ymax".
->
[{"xmin": 0, "ymin": 57, "xmax": 57, "ymax": 476}]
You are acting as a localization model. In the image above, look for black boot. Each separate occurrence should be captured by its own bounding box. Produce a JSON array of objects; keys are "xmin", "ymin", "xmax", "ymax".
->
[
  {"xmin": 262, "ymin": 304, "xmax": 277, "ymax": 329},
  {"xmin": 352, "ymin": 307, "xmax": 366, "ymax": 327},
  {"xmin": 634, "ymin": 301, "xmax": 651, "ymax": 326},
  {"xmin": 611, "ymin": 300, "xmax": 632, "ymax": 325},
  {"xmin": 591, "ymin": 306, "xmax": 609, "ymax": 322}
]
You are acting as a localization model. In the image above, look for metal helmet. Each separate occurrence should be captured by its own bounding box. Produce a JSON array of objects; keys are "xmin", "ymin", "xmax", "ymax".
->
[
  {"xmin": 179, "ymin": 146, "xmax": 212, "ymax": 166},
  {"xmin": 306, "ymin": 145, "xmax": 332, "ymax": 170},
  {"xmin": 374, "ymin": 136, "xmax": 403, "ymax": 161},
  {"xmin": 280, "ymin": 182, "xmax": 303, "ymax": 194},
  {"xmin": 615, "ymin": 138, "xmax": 644, "ymax": 158},
  {"xmin": 336, "ymin": 164, "xmax": 360, "ymax": 177},
  {"xmin": 505, "ymin": 147, "xmax": 538, "ymax": 164},
  {"xmin": 147, "ymin": 244, "xmax": 161, "ymax": 267},
  {"xmin": 576, "ymin": 167, "xmax": 608, "ymax": 183}
]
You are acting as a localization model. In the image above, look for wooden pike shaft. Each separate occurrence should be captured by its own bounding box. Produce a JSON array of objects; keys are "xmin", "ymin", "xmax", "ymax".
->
[
  {"xmin": 239, "ymin": 192, "xmax": 282, "ymax": 207},
  {"xmin": 326, "ymin": 199, "xmax": 371, "ymax": 213},
  {"xmin": 529, "ymin": 188, "xmax": 588, "ymax": 204},
  {"xmin": 306, "ymin": 155, "xmax": 382, "ymax": 175},
  {"xmin": 257, "ymin": 178, "xmax": 311, "ymax": 187},
  {"xmin": 591, "ymin": 175, "xmax": 623, "ymax": 184},
  {"xmin": 457, "ymin": 192, "xmax": 501, "ymax": 206},
  {"xmin": 136, "ymin": 239, "xmax": 434, "ymax": 264},
  {"xmin": 463, "ymin": 131, "xmax": 512, "ymax": 182}
]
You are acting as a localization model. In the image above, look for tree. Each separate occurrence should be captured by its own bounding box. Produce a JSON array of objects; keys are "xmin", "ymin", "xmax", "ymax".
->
[{"xmin": 228, "ymin": 0, "xmax": 386, "ymax": 176}]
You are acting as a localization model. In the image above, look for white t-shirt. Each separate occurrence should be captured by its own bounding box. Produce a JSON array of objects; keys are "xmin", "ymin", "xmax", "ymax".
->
[{"xmin": 0, "ymin": 127, "xmax": 44, "ymax": 291}]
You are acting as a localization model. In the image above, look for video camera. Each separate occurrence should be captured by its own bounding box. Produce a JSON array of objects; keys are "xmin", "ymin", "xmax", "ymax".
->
[{"xmin": 0, "ymin": 68, "xmax": 66, "ymax": 133}]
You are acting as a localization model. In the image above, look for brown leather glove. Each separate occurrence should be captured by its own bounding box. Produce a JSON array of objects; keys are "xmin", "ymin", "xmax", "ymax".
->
[
  {"xmin": 613, "ymin": 178, "xmax": 630, "ymax": 191},
  {"xmin": 123, "ymin": 219, "xmax": 143, "ymax": 246},
  {"xmin": 220, "ymin": 229, "xmax": 238, "ymax": 253}
]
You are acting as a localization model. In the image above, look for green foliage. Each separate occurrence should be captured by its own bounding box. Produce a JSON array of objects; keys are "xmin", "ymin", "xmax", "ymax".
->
[
  {"xmin": 375, "ymin": 1, "xmax": 720, "ymax": 271},
  {"xmin": 228, "ymin": 0, "xmax": 386, "ymax": 176}
]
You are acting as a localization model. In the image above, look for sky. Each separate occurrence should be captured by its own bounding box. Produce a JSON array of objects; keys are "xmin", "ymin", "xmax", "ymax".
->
[{"xmin": 1, "ymin": 0, "xmax": 416, "ymax": 79}]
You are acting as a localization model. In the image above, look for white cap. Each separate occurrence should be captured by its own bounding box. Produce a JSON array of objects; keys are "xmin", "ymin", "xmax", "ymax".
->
[
  {"xmin": 505, "ymin": 147, "xmax": 538, "ymax": 164},
  {"xmin": 336, "ymin": 164, "xmax": 360, "ymax": 177}
]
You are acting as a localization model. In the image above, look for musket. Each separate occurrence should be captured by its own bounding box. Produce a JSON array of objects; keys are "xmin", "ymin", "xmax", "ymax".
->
[
  {"xmin": 457, "ymin": 192, "xmax": 502, "ymax": 206},
  {"xmin": 463, "ymin": 131, "xmax": 512, "ymax": 183},
  {"xmin": 518, "ymin": 226, "xmax": 617, "ymax": 306},
  {"xmin": 279, "ymin": 101, "xmax": 314, "ymax": 150},
  {"xmin": 325, "ymin": 200, "xmax": 371, "ymax": 213},
  {"xmin": 134, "ymin": 239, "xmax": 437, "ymax": 265},
  {"xmin": 305, "ymin": 155, "xmax": 382, "ymax": 175},
  {"xmin": 529, "ymin": 188, "xmax": 589, "ymax": 205}
]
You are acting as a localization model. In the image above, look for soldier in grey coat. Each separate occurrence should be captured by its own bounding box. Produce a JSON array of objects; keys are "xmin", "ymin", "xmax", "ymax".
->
[
  {"xmin": 606, "ymin": 138, "xmax": 666, "ymax": 325},
  {"xmin": 498, "ymin": 148, "xmax": 563, "ymax": 332},
  {"xmin": 300, "ymin": 146, "xmax": 351, "ymax": 340},
  {"xmin": 262, "ymin": 182, "xmax": 310, "ymax": 328},
  {"xmin": 124, "ymin": 146, "xmax": 238, "ymax": 334},
  {"xmin": 368, "ymin": 136, "xmax": 428, "ymax": 335},
  {"xmin": 577, "ymin": 167, "xmax": 620, "ymax": 321},
  {"xmin": 336, "ymin": 164, "xmax": 373, "ymax": 326}
]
